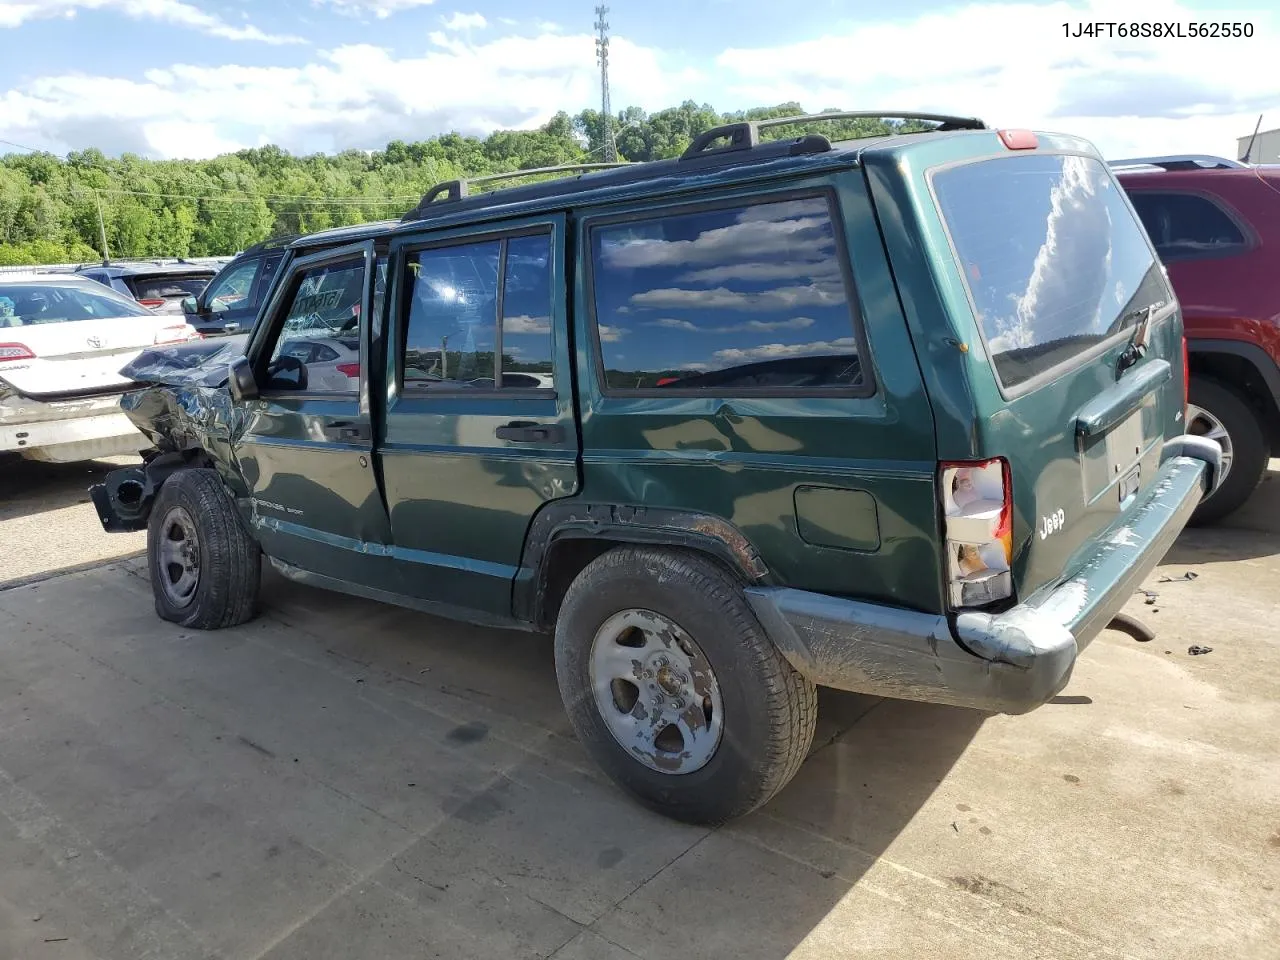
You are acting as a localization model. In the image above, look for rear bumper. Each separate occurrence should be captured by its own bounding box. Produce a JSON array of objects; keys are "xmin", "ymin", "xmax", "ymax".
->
[
  {"xmin": 745, "ymin": 434, "xmax": 1220, "ymax": 715},
  {"xmin": 0, "ymin": 391, "xmax": 147, "ymax": 461}
]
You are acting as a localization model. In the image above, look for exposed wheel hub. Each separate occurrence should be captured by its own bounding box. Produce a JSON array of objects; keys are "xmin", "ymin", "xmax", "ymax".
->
[
  {"xmin": 588, "ymin": 609, "xmax": 725, "ymax": 775},
  {"xmin": 1186, "ymin": 402, "xmax": 1234, "ymax": 497},
  {"xmin": 157, "ymin": 506, "xmax": 200, "ymax": 608}
]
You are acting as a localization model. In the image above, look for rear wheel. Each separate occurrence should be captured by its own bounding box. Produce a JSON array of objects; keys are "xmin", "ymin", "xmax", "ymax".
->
[
  {"xmin": 1186, "ymin": 377, "xmax": 1268, "ymax": 526},
  {"xmin": 554, "ymin": 546, "xmax": 817, "ymax": 825},
  {"xmin": 148, "ymin": 468, "xmax": 261, "ymax": 629}
]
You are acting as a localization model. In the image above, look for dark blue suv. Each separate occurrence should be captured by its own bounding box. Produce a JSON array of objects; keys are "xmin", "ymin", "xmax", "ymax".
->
[{"xmin": 179, "ymin": 236, "xmax": 296, "ymax": 337}]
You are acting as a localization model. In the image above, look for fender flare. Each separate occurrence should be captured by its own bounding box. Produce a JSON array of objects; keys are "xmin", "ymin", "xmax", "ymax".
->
[
  {"xmin": 1189, "ymin": 338, "xmax": 1280, "ymax": 402},
  {"xmin": 513, "ymin": 502, "xmax": 770, "ymax": 625}
]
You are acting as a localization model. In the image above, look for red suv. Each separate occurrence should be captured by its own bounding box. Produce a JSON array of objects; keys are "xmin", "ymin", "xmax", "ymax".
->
[{"xmin": 1115, "ymin": 155, "xmax": 1280, "ymax": 523}]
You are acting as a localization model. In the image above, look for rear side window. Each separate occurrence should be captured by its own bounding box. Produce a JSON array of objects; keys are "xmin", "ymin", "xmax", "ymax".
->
[
  {"xmin": 588, "ymin": 195, "xmax": 867, "ymax": 392},
  {"xmin": 401, "ymin": 232, "xmax": 555, "ymax": 391},
  {"xmin": 934, "ymin": 154, "xmax": 1172, "ymax": 391},
  {"xmin": 1126, "ymin": 192, "xmax": 1248, "ymax": 261}
]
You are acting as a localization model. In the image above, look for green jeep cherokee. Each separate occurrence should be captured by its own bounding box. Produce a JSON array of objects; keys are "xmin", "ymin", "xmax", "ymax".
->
[{"xmin": 93, "ymin": 112, "xmax": 1221, "ymax": 825}]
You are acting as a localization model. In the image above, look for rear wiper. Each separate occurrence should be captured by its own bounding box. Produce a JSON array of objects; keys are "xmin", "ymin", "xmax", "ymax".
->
[{"xmin": 1116, "ymin": 300, "xmax": 1165, "ymax": 373}]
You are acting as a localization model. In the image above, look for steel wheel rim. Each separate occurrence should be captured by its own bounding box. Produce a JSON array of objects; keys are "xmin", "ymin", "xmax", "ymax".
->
[
  {"xmin": 157, "ymin": 506, "xmax": 200, "ymax": 607},
  {"xmin": 588, "ymin": 608, "xmax": 725, "ymax": 776},
  {"xmin": 1186, "ymin": 402, "xmax": 1234, "ymax": 496}
]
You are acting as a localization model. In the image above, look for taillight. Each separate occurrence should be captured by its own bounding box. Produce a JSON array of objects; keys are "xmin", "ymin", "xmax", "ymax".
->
[
  {"xmin": 940, "ymin": 458, "xmax": 1013, "ymax": 608},
  {"xmin": 335, "ymin": 362, "xmax": 361, "ymax": 378},
  {"xmin": 0, "ymin": 343, "xmax": 35, "ymax": 362},
  {"xmin": 138, "ymin": 298, "xmax": 167, "ymax": 309},
  {"xmin": 153, "ymin": 324, "xmax": 199, "ymax": 345},
  {"xmin": 1182, "ymin": 335, "xmax": 1189, "ymax": 411}
]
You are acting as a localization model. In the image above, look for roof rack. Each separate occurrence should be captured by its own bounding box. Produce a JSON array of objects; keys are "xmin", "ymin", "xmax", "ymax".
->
[
  {"xmin": 679, "ymin": 110, "xmax": 987, "ymax": 160},
  {"xmin": 1108, "ymin": 154, "xmax": 1246, "ymax": 172},
  {"xmin": 409, "ymin": 162, "xmax": 633, "ymax": 215}
]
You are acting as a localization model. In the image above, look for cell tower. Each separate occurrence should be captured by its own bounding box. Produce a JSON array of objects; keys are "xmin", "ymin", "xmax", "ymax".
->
[{"xmin": 594, "ymin": 5, "xmax": 618, "ymax": 162}]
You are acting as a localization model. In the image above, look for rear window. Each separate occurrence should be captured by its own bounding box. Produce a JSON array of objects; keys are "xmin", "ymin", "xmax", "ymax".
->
[
  {"xmin": 588, "ymin": 195, "xmax": 867, "ymax": 392},
  {"xmin": 0, "ymin": 283, "xmax": 152, "ymax": 326},
  {"xmin": 933, "ymin": 154, "xmax": 1171, "ymax": 391},
  {"xmin": 129, "ymin": 275, "xmax": 212, "ymax": 300}
]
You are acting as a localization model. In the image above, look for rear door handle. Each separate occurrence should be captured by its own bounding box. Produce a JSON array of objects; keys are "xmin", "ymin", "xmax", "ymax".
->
[
  {"xmin": 323, "ymin": 421, "xmax": 372, "ymax": 443},
  {"xmin": 495, "ymin": 420, "xmax": 564, "ymax": 444}
]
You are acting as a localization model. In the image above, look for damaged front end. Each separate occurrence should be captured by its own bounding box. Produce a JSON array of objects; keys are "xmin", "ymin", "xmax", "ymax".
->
[{"xmin": 90, "ymin": 335, "xmax": 252, "ymax": 533}]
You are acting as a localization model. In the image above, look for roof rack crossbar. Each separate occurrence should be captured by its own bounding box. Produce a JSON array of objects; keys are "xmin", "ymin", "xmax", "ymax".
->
[
  {"xmin": 678, "ymin": 110, "xmax": 987, "ymax": 160},
  {"xmin": 757, "ymin": 110, "xmax": 987, "ymax": 132},
  {"xmin": 410, "ymin": 162, "xmax": 633, "ymax": 216}
]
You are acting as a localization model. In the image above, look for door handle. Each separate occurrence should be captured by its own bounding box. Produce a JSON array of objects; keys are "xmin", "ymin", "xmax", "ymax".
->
[
  {"xmin": 323, "ymin": 421, "xmax": 372, "ymax": 443},
  {"xmin": 495, "ymin": 420, "xmax": 564, "ymax": 444}
]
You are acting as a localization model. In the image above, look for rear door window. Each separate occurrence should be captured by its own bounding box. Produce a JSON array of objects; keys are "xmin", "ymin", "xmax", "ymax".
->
[
  {"xmin": 933, "ymin": 154, "xmax": 1173, "ymax": 391},
  {"xmin": 400, "ymin": 231, "xmax": 555, "ymax": 391},
  {"xmin": 1126, "ymin": 192, "xmax": 1248, "ymax": 261},
  {"xmin": 587, "ymin": 194, "xmax": 868, "ymax": 393}
]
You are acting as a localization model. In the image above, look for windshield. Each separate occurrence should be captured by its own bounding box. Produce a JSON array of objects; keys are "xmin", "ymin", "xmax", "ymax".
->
[
  {"xmin": 129, "ymin": 275, "xmax": 211, "ymax": 300},
  {"xmin": 0, "ymin": 282, "xmax": 153, "ymax": 326},
  {"xmin": 933, "ymin": 153, "xmax": 1172, "ymax": 390}
]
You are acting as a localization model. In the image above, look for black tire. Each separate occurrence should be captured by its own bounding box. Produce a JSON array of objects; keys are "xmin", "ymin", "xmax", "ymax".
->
[
  {"xmin": 554, "ymin": 545, "xmax": 817, "ymax": 825},
  {"xmin": 148, "ymin": 468, "xmax": 261, "ymax": 629},
  {"xmin": 1187, "ymin": 377, "xmax": 1268, "ymax": 526}
]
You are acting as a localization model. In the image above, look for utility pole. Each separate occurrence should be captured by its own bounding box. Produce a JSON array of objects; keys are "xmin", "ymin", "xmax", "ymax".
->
[
  {"xmin": 594, "ymin": 5, "xmax": 618, "ymax": 163},
  {"xmin": 94, "ymin": 190, "xmax": 110, "ymax": 264}
]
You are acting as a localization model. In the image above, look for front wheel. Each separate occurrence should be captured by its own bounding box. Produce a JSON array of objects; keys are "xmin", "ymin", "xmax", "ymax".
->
[
  {"xmin": 554, "ymin": 546, "xmax": 817, "ymax": 825},
  {"xmin": 1186, "ymin": 377, "xmax": 1268, "ymax": 526},
  {"xmin": 148, "ymin": 468, "xmax": 261, "ymax": 629}
]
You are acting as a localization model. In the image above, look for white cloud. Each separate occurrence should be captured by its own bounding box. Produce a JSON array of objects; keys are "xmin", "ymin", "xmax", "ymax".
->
[
  {"xmin": 714, "ymin": 0, "xmax": 1279, "ymax": 160},
  {"xmin": 598, "ymin": 325, "xmax": 626, "ymax": 342},
  {"xmin": 648, "ymin": 317, "xmax": 817, "ymax": 333},
  {"xmin": 0, "ymin": 0, "xmax": 301, "ymax": 43},
  {"xmin": 1, "ymin": 0, "xmax": 1275, "ymax": 161},
  {"xmin": 504, "ymin": 314, "xmax": 550, "ymax": 335},
  {"xmin": 603, "ymin": 201, "xmax": 832, "ymax": 269},
  {"xmin": 0, "ymin": 29, "xmax": 699, "ymax": 159},
  {"xmin": 713, "ymin": 337, "xmax": 857, "ymax": 364},
  {"xmin": 316, "ymin": 0, "xmax": 437, "ymax": 18},
  {"xmin": 631, "ymin": 284, "xmax": 843, "ymax": 313},
  {"xmin": 442, "ymin": 11, "xmax": 486, "ymax": 31}
]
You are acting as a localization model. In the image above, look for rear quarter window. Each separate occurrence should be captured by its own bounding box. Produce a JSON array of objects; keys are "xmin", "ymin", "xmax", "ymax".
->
[
  {"xmin": 1125, "ymin": 191, "xmax": 1249, "ymax": 262},
  {"xmin": 933, "ymin": 154, "xmax": 1172, "ymax": 391},
  {"xmin": 587, "ymin": 194, "xmax": 869, "ymax": 393}
]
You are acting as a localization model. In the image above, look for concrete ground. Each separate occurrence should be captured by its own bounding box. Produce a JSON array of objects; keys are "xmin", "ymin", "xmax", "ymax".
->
[
  {"xmin": 0, "ymin": 456, "xmax": 144, "ymax": 589},
  {"xmin": 0, "ymin": 463, "xmax": 1277, "ymax": 959}
]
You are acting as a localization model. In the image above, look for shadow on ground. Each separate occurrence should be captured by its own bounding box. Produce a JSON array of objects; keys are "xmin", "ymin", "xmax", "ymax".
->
[
  {"xmin": 0, "ymin": 455, "xmax": 139, "ymax": 523},
  {"xmin": 1163, "ymin": 461, "xmax": 1280, "ymax": 567},
  {"xmin": 0, "ymin": 560, "xmax": 983, "ymax": 960}
]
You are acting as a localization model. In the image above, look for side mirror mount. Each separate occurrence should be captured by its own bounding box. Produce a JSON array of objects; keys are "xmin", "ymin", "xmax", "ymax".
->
[
  {"xmin": 181, "ymin": 296, "xmax": 198, "ymax": 316},
  {"xmin": 228, "ymin": 356, "xmax": 259, "ymax": 403}
]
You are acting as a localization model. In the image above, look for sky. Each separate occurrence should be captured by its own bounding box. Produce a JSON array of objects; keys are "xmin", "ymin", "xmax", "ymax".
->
[{"xmin": 0, "ymin": 0, "xmax": 1276, "ymax": 163}]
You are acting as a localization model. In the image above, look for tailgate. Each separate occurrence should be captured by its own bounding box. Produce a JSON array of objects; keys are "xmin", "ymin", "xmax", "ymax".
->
[{"xmin": 930, "ymin": 151, "xmax": 1184, "ymax": 602}]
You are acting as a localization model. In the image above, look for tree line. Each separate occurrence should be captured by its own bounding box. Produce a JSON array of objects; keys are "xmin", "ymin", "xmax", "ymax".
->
[{"xmin": 0, "ymin": 102, "xmax": 926, "ymax": 265}]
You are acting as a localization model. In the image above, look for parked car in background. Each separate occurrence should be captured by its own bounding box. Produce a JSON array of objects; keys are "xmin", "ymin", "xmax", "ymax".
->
[
  {"xmin": 1114, "ymin": 155, "xmax": 1280, "ymax": 523},
  {"xmin": 76, "ymin": 260, "xmax": 218, "ymax": 316},
  {"xmin": 93, "ymin": 116, "xmax": 1220, "ymax": 825},
  {"xmin": 180, "ymin": 236, "xmax": 297, "ymax": 337},
  {"xmin": 0, "ymin": 274, "xmax": 199, "ymax": 462}
]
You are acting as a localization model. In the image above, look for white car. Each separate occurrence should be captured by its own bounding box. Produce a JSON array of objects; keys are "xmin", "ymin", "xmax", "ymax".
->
[
  {"xmin": 272, "ymin": 335, "xmax": 361, "ymax": 392},
  {"xmin": 0, "ymin": 275, "xmax": 200, "ymax": 463}
]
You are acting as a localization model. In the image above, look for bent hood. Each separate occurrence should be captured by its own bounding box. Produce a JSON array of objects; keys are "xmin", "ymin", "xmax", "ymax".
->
[
  {"xmin": 120, "ymin": 333, "xmax": 250, "ymax": 389},
  {"xmin": 116, "ymin": 333, "xmax": 251, "ymax": 458}
]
